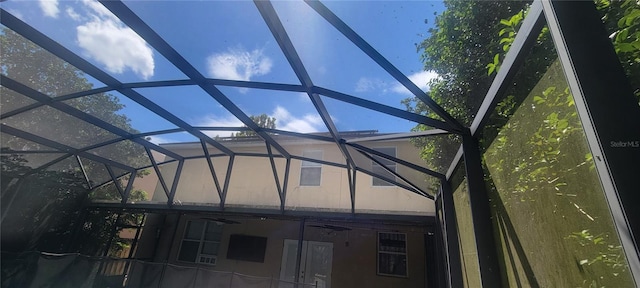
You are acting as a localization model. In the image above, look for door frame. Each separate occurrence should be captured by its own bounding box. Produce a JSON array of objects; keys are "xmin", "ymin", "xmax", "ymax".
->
[{"xmin": 280, "ymin": 239, "xmax": 333, "ymax": 287}]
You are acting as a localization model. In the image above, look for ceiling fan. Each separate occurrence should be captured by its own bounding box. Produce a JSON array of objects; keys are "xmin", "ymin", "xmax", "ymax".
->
[
  {"xmin": 200, "ymin": 217, "xmax": 241, "ymax": 224},
  {"xmin": 308, "ymin": 224, "xmax": 352, "ymax": 232}
]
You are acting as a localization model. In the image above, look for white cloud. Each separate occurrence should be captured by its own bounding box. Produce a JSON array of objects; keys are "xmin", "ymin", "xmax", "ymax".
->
[
  {"xmin": 75, "ymin": 0, "xmax": 154, "ymax": 79},
  {"xmin": 147, "ymin": 135, "xmax": 173, "ymax": 145},
  {"xmin": 39, "ymin": 0, "xmax": 59, "ymax": 18},
  {"xmin": 392, "ymin": 70, "xmax": 439, "ymax": 95},
  {"xmin": 206, "ymin": 48, "xmax": 273, "ymax": 82},
  {"xmin": 199, "ymin": 115, "xmax": 244, "ymax": 127},
  {"xmin": 196, "ymin": 115, "xmax": 244, "ymax": 138},
  {"xmin": 195, "ymin": 106, "xmax": 324, "ymax": 137},
  {"xmin": 273, "ymin": 106, "xmax": 323, "ymax": 133},
  {"xmin": 66, "ymin": 7, "xmax": 81, "ymax": 21},
  {"xmin": 355, "ymin": 77, "xmax": 388, "ymax": 93},
  {"xmin": 81, "ymin": 0, "xmax": 118, "ymax": 21},
  {"xmin": 356, "ymin": 71, "xmax": 438, "ymax": 96}
]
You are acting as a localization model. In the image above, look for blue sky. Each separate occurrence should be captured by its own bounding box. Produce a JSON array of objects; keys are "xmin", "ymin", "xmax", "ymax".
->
[{"xmin": 3, "ymin": 0, "xmax": 445, "ymax": 144}]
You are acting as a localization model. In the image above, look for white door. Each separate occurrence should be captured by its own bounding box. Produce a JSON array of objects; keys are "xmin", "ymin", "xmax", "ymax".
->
[{"xmin": 280, "ymin": 240, "xmax": 333, "ymax": 288}]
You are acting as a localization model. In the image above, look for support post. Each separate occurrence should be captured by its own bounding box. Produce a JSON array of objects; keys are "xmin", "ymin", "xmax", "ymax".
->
[
  {"xmin": 439, "ymin": 180, "xmax": 464, "ymax": 288},
  {"xmin": 168, "ymin": 160, "xmax": 184, "ymax": 205},
  {"xmin": 128, "ymin": 214, "xmax": 145, "ymax": 259},
  {"xmin": 294, "ymin": 218, "xmax": 306, "ymax": 288},
  {"xmin": 103, "ymin": 212, "xmax": 122, "ymax": 257},
  {"xmin": 462, "ymin": 131, "xmax": 501, "ymax": 287}
]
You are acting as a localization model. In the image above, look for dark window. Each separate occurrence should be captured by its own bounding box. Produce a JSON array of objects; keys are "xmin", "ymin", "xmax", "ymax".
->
[
  {"xmin": 178, "ymin": 220, "xmax": 223, "ymax": 265},
  {"xmin": 377, "ymin": 232, "xmax": 407, "ymax": 277}
]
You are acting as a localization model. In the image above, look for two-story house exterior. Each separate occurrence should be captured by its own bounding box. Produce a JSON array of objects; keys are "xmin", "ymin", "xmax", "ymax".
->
[{"xmin": 127, "ymin": 132, "xmax": 438, "ymax": 288}]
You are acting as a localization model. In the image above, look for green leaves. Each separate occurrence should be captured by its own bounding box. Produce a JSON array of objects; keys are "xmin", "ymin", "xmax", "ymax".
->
[
  {"xmin": 598, "ymin": 0, "xmax": 640, "ymax": 105},
  {"xmin": 543, "ymin": 86, "xmax": 556, "ymax": 97},
  {"xmin": 495, "ymin": 95, "xmax": 516, "ymax": 117},
  {"xmin": 595, "ymin": 0, "xmax": 611, "ymax": 10},
  {"xmin": 496, "ymin": 10, "xmax": 525, "ymax": 53},
  {"xmin": 585, "ymin": 153, "xmax": 593, "ymax": 162},
  {"xmin": 608, "ymin": 1, "xmax": 640, "ymax": 71},
  {"xmin": 408, "ymin": 1, "xmax": 533, "ymax": 175},
  {"xmin": 617, "ymin": 8, "xmax": 640, "ymax": 28},
  {"xmin": 487, "ymin": 8, "xmax": 529, "ymax": 76},
  {"xmin": 568, "ymin": 229, "xmax": 627, "ymax": 273},
  {"xmin": 486, "ymin": 53, "xmax": 501, "ymax": 75}
]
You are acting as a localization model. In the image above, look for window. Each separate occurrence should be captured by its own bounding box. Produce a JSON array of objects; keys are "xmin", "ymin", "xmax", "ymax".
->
[
  {"xmin": 377, "ymin": 232, "xmax": 407, "ymax": 277},
  {"xmin": 372, "ymin": 147, "xmax": 396, "ymax": 186},
  {"xmin": 177, "ymin": 220, "xmax": 223, "ymax": 265},
  {"xmin": 300, "ymin": 150, "xmax": 322, "ymax": 186}
]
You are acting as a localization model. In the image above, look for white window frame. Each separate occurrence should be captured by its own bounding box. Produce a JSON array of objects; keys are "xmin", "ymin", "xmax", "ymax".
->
[
  {"xmin": 377, "ymin": 232, "xmax": 408, "ymax": 277},
  {"xmin": 371, "ymin": 147, "xmax": 397, "ymax": 186},
  {"xmin": 177, "ymin": 220, "xmax": 223, "ymax": 266},
  {"xmin": 300, "ymin": 150, "xmax": 322, "ymax": 186}
]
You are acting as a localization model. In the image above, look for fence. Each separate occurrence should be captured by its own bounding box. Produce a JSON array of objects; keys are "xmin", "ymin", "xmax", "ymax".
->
[{"xmin": 1, "ymin": 251, "xmax": 317, "ymax": 288}]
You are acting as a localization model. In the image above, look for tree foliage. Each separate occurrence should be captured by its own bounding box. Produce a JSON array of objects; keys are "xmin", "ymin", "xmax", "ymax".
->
[
  {"xmin": 1, "ymin": 28, "xmax": 149, "ymax": 256},
  {"xmin": 413, "ymin": 1, "xmax": 529, "ymax": 123},
  {"xmin": 596, "ymin": 0, "xmax": 640, "ymax": 101},
  {"xmin": 231, "ymin": 113, "xmax": 276, "ymax": 138},
  {"xmin": 406, "ymin": 0, "xmax": 639, "ymax": 173},
  {"xmin": 403, "ymin": 1, "xmax": 532, "ymax": 175},
  {"xmin": 406, "ymin": 0, "xmax": 639, "ymax": 285}
]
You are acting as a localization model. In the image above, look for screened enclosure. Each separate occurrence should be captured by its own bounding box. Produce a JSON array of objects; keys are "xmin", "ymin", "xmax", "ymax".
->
[{"xmin": 1, "ymin": 0, "xmax": 639, "ymax": 287}]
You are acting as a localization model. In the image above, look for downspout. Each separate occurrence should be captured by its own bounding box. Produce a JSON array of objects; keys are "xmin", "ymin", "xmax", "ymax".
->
[{"xmin": 166, "ymin": 212, "xmax": 182, "ymax": 262}]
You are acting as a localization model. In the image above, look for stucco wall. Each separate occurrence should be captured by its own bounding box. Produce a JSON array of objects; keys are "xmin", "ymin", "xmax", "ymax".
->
[
  {"xmin": 141, "ymin": 214, "xmax": 430, "ymax": 288},
  {"xmin": 161, "ymin": 139, "xmax": 435, "ymax": 215}
]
